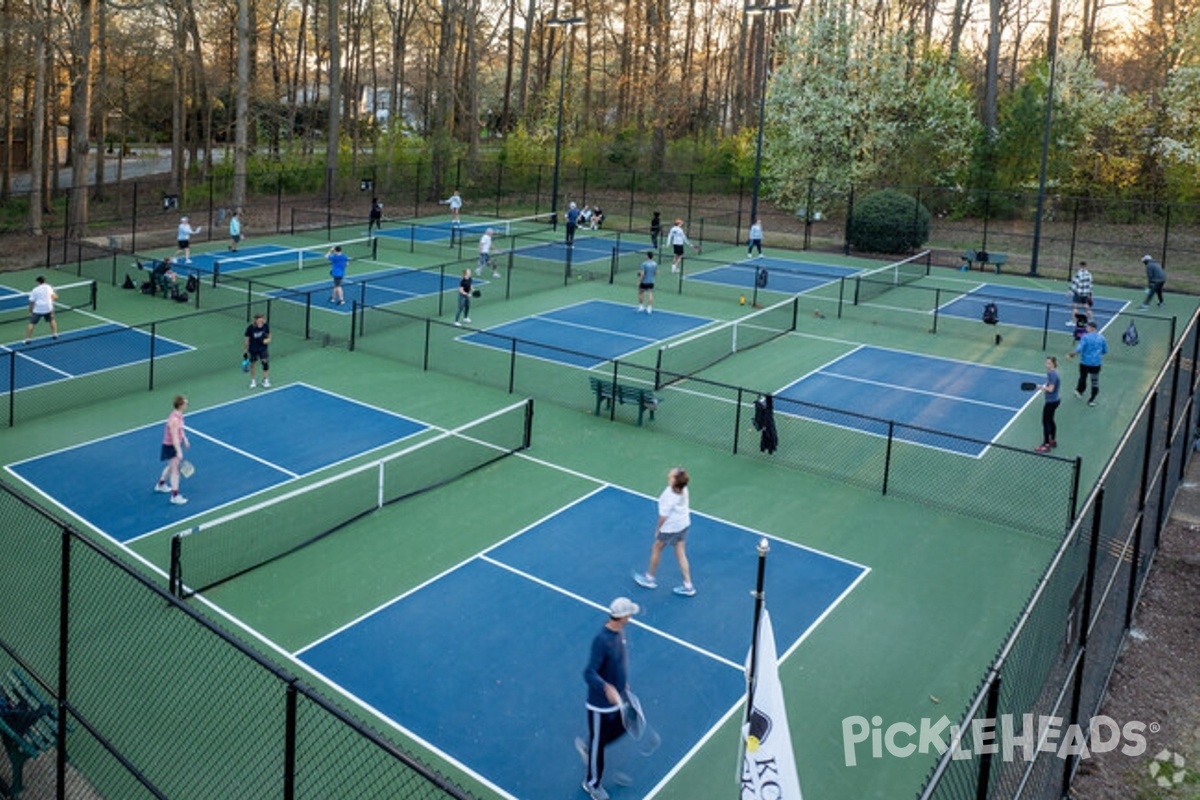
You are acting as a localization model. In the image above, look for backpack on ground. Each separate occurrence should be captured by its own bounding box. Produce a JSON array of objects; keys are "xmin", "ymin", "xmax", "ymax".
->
[
  {"xmin": 1122, "ymin": 321, "xmax": 1139, "ymax": 346},
  {"xmin": 982, "ymin": 301, "xmax": 999, "ymax": 325}
]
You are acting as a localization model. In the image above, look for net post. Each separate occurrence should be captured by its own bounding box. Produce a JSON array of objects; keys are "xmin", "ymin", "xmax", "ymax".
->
[
  {"xmin": 89, "ymin": 280, "xmax": 98, "ymax": 310},
  {"xmin": 522, "ymin": 398, "xmax": 534, "ymax": 449},
  {"xmin": 212, "ymin": 261, "xmax": 221, "ymax": 288},
  {"xmin": 169, "ymin": 533, "xmax": 183, "ymax": 598}
]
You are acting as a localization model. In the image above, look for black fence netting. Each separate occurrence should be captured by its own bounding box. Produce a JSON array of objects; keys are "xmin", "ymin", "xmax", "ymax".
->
[
  {"xmin": 916, "ymin": 308, "xmax": 1200, "ymax": 800},
  {"xmin": 0, "ymin": 485, "xmax": 475, "ymax": 799}
]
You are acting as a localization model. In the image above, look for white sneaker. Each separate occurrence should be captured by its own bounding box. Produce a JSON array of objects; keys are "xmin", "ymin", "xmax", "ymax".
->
[
  {"xmin": 637, "ymin": 305, "xmax": 644, "ymax": 313},
  {"xmin": 183, "ymin": 259, "xmax": 193, "ymax": 264},
  {"xmin": 582, "ymin": 782, "xmax": 609, "ymax": 800},
  {"xmin": 170, "ymin": 494, "xmax": 188, "ymax": 505},
  {"xmin": 154, "ymin": 482, "xmax": 172, "ymax": 494},
  {"xmin": 249, "ymin": 379, "xmax": 257, "ymax": 388},
  {"xmin": 646, "ymin": 307, "xmax": 652, "ymax": 314},
  {"xmin": 633, "ymin": 572, "xmax": 658, "ymax": 589},
  {"xmin": 463, "ymin": 317, "xmax": 471, "ymax": 323},
  {"xmin": 673, "ymin": 583, "xmax": 697, "ymax": 597},
  {"xmin": 262, "ymin": 378, "xmax": 271, "ymax": 388},
  {"xmin": 492, "ymin": 272, "xmax": 500, "ymax": 278}
]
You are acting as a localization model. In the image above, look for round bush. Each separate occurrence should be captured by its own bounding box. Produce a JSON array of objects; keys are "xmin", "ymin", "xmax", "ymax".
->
[{"xmin": 847, "ymin": 189, "xmax": 931, "ymax": 253}]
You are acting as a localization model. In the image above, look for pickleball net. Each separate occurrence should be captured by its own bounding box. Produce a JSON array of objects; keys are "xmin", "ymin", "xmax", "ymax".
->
[
  {"xmin": 448, "ymin": 213, "xmax": 556, "ymax": 245},
  {"xmin": 851, "ymin": 250, "xmax": 931, "ymax": 305},
  {"xmin": 653, "ymin": 296, "xmax": 799, "ymax": 388},
  {"xmin": 0, "ymin": 279, "xmax": 97, "ymax": 326},
  {"xmin": 168, "ymin": 397, "xmax": 534, "ymax": 598},
  {"xmin": 211, "ymin": 237, "xmax": 377, "ymax": 284}
]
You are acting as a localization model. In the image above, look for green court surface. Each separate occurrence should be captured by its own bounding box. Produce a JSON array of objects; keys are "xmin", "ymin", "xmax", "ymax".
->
[{"xmin": 1, "ymin": 228, "xmax": 1192, "ymax": 799}]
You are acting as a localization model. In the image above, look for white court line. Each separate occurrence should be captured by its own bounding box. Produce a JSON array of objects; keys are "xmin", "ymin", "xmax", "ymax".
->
[{"xmin": 815, "ymin": 370, "xmax": 1027, "ymax": 411}]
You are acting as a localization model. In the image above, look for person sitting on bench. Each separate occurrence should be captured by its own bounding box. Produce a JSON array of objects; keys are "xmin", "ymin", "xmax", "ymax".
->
[{"xmin": 152, "ymin": 259, "xmax": 180, "ymax": 295}]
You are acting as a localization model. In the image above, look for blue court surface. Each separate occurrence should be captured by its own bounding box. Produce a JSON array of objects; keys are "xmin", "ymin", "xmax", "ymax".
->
[
  {"xmin": 1, "ymin": 324, "xmax": 191, "ymax": 392},
  {"xmin": 462, "ymin": 300, "xmax": 712, "ymax": 368},
  {"xmin": 297, "ymin": 484, "xmax": 868, "ymax": 800},
  {"xmin": 689, "ymin": 256, "xmax": 859, "ymax": 295},
  {"xmin": 776, "ymin": 346, "xmax": 1043, "ymax": 456},
  {"xmin": 510, "ymin": 234, "xmax": 642, "ymax": 265},
  {"xmin": 375, "ymin": 220, "xmax": 459, "ymax": 243},
  {"xmin": 5, "ymin": 384, "xmax": 427, "ymax": 543},
  {"xmin": 937, "ymin": 284, "xmax": 1128, "ymax": 330},
  {"xmin": 272, "ymin": 265, "xmax": 468, "ymax": 313},
  {"xmin": 166, "ymin": 244, "xmax": 298, "ymax": 276}
]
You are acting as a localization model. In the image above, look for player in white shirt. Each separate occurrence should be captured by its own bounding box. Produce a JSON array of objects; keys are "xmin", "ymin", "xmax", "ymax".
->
[
  {"xmin": 174, "ymin": 216, "xmax": 202, "ymax": 264},
  {"xmin": 24, "ymin": 276, "xmax": 59, "ymax": 344},
  {"xmin": 442, "ymin": 190, "xmax": 463, "ymax": 224},
  {"xmin": 477, "ymin": 228, "xmax": 499, "ymax": 278}
]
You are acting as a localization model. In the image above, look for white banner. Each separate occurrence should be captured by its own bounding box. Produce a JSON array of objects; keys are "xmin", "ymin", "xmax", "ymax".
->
[{"xmin": 740, "ymin": 609, "xmax": 803, "ymax": 799}]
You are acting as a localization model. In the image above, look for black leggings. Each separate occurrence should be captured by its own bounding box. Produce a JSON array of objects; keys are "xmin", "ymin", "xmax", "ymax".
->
[
  {"xmin": 1076, "ymin": 364, "xmax": 1101, "ymax": 400},
  {"xmin": 1042, "ymin": 400, "xmax": 1059, "ymax": 444}
]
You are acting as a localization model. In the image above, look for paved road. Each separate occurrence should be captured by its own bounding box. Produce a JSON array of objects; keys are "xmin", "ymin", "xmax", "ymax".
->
[{"xmin": 10, "ymin": 147, "xmax": 176, "ymax": 192}]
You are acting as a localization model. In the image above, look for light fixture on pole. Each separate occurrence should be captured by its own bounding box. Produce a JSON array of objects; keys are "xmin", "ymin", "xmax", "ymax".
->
[
  {"xmin": 745, "ymin": 2, "xmax": 793, "ymax": 227},
  {"xmin": 547, "ymin": 16, "xmax": 584, "ymax": 228}
]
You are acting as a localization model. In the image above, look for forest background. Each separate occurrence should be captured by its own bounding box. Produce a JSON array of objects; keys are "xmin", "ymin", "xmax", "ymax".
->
[{"xmin": 3, "ymin": 0, "xmax": 1200, "ymax": 264}]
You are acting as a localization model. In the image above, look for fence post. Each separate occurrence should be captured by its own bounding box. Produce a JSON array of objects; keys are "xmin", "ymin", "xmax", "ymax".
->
[
  {"xmin": 131, "ymin": 182, "xmax": 139, "ymax": 252},
  {"xmin": 283, "ymin": 683, "xmax": 298, "ymax": 800},
  {"xmin": 733, "ymin": 388, "xmax": 743, "ymax": 454},
  {"xmin": 973, "ymin": 674, "xmax": 1002, "ymax": 800},
  {"xmin": 881, "ymin": 419, "xmax": 894, "ymax": 495}
]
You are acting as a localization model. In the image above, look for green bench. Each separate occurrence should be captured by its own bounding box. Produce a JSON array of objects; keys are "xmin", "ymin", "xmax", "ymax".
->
[
  {"xmin": 961, "ymin": 249, "xmax": 1008, "ymax": 273},
  {"xmin": 0, "ymin": 669, "xmax": 58, "ymax": 798},
  {"xmin": 589, "ymin": 377, "xmax": 659, "ymax": 426}
]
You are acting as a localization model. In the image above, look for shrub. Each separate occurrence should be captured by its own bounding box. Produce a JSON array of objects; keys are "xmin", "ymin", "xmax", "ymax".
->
[{"xmin": 847, "ymin": 189, "xmax": 931, "ymax": 253}]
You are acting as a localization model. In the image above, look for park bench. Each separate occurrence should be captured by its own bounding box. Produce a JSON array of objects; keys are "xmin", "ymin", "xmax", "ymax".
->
[
  {"xmin": 961, "ymin": 249, "xmax": 1008, "ymax": 273},
  {"xmin": 0, "ymin": 668, "xmax": 58, "ymax": 799},
  {"xmin": 589, "ymin": 377, "xmax": 659, "ymax": 426}
]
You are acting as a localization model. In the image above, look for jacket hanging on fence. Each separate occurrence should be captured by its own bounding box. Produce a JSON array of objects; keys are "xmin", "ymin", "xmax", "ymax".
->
[{"xmin": 753, "ymin": 395, "xmax": 779, "ymax": 455}]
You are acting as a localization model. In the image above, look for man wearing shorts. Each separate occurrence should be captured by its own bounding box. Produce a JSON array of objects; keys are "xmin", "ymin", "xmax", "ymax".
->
[
  {"xmin": 327, "ymin": 245, "xmax": 349, "ymax": 305},
  {"xmin": 24, "ymin": 276, "xmax": 58, "ymax": 344},
  {"xmin": 633, "ymin": 467, "xmax": 696, "ymax": 596},
  {"xmin": 244, "ymin": 313, "xmax": 272, "ymax": 388},
  {"xmin": 228, "ymin": 211, "xmax": 243, "ymax": 251},
  {"xmin": 666, "ymin": 219, "xmax": 696, "ymax": 273},
  {"xmin": 174, "ymin": 216, "xmax": 201, "ymax": 264},
  {"xmin": 636, "ymin": 251, "xmax": 657, "ymax": 314},
  {"xmin": 1068, "ymin": 262, "xmax": 1093, "ymax": 325}
]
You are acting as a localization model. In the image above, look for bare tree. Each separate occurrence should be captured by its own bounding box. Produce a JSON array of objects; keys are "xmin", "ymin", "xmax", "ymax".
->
[{"xmin": 66, "ymin": 0, "xmax": 96, "ymax": 238}]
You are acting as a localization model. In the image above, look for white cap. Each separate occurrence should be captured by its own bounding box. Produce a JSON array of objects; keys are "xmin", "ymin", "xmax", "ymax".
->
[
  {"xmin": 608, "ymin": 597, "xmax": 640, "ymax": 618},
  {"xmin": 1142, "ymin": 254, "xmax": 1152, "ymax": 262},
  {"xmin": 569, "ymin": 202, "xmax": 577, "ymax": 209},
  {"xmin": 181, "ymin": 216, "xmax": 189, "ymax": 221}
]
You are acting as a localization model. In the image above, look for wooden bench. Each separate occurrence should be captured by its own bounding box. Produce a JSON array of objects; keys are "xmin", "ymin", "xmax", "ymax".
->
[
  {"xmin": 589, "ymin": 377, "xmax": 659, "ymax": 426},
  {"xmin": 961, "ymin": 249, "xmax": 1008, "ymax": 273},
  {"xmin": 0, "ymin": 669, "xmax": 58, "ymax": 799}
]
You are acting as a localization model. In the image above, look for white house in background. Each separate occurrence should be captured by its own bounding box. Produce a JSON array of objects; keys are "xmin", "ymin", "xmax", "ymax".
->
[{"xmin": 285, "ymin": 85, "xmax": 420, "ymax": 132}]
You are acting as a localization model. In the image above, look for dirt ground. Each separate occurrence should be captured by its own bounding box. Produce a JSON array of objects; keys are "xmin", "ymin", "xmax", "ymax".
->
[{"xmin": 1068, "ymin": 458, "xmax": 1200, "ymax": 799}]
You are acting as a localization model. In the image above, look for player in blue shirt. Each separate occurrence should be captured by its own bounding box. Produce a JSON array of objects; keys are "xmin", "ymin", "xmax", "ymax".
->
[
  {"xmin": 1069, "ymin": 322, "xmax": 1108, "ymax": 407},
  {"xmin": 565, "ymin": 202, "xmax": 581, "ymax": 247},
  {"xmin": 327, "ymin": 245, "xmax": 349, "ymax": 305}
]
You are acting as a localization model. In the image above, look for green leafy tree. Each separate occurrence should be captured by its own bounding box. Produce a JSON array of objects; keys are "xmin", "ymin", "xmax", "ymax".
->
[{"xmin": 764, "ymin": 6, "xmax": 976, "ymax": 210}]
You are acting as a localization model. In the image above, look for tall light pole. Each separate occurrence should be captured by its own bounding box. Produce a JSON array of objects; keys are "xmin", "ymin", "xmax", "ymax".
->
[
  {"xmin": 745, "ymin": 2, "xmax": 793, "ymax": 227},
  {"xmin": 547, "ymin": 16, "xmax": 584, "ymax": 227},
  {"xmin": 1028, "ymin": 0, "xmax": 1059, "ymax": 276}
]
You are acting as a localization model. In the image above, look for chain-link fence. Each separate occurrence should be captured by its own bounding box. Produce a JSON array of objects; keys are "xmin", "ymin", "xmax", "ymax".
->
[
  {"xmin": 0, "ymin": 486, "xmax": 475, "ymax": 799},
  {"xmin": 916, "ymin": 309, "xmax": 1200, "ymax": 799}
]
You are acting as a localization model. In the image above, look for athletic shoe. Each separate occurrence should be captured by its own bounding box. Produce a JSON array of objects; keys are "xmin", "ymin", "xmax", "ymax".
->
[
  {"xmin": 249, "ymin": 379, "xmax": 257, "ymax": 388},
  {"xmin": 262, "ymin": 379, "xmax": 271, "ymax": 388},
  {"xmin": 1035, "ymin": 444, "xmax": 1051, "ymax": 453},
  {"xmin": 154, "ymin": 482, "xmax": 172, "ymax": 493},
  {"xmin": 1049, "ymin": 440, "xmax": 1057, "ymax": 448},
  {"xmin": 454, "ymin": 321, "xmax": 462, "ymax": 327},
  {"xmin": 170, "ymin": 494, "xmax": 188, "ymax": 505},
  {"xmin": 337, "ymin": 300, "xmax": 345, "ymax": 305},
  {"xmin": 1065, "ymin": 320, "xmax": 1076, "ymax": 327},
  {"xmin": 183, "ymin": 259, "xmax": 192, "ymax": 265},
  {"xmin": 673, "ymin": 584, "xmax": 697, "ymax": 597},
  {"xmin": 646, "ymin": 307, "xmax": 652, "ymax": 315},
  {"xmin": 574, "ymin": 737, "xmax": 588, "ymax": 765},
  {"xmin": 633, "ymin": 572, "xmax": 658, "ymax": 589},
  {"xmin": 1139, "ymin": 304, "xmax": 1148, "ymax": 310},
  {"xmin": 1088, "ymin": 399, "xmax": 1098, "ymax": 407},
  {"xmin": 474, "ymin": 268, "xmax": 482, "ymax": 276},
  {"xmin": 637, "ymin": 305, "xmax": 644, "ymax": 313},
  {"xmin": 582, "ymin": 782, "xmax": 609, "ymax": 800},
  {"xmin": 22, "ymin": 339, "xmax": 29, "ymax": 345},
  {"xmin": 1158, "ymin": 301, "xmax": 1164, "ymax": 307},
  {"xmin": 1074, "ymin": 390, "xmax": 1084, "ymax": 400},
  {"xmin": 492, "ymin": 272, "xmax": 500, "ymax": 278},
  {"xmin": 463, "ymin": 317, "xmax": 470, "ymax": 323}
]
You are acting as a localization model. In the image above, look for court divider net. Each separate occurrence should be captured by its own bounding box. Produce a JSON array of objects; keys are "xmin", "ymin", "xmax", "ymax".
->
[
  {"xmin": 211, "ymin": 237, "xmax": 376, "ymax": 284},
  {"xmin": 0, "ymin": 279, "xmax": 97, "ymax": 326},
  {"xmin": 653, "ymin": 295, "xmax": 799, "ymax": 389},
  {"xmin": 851, "ymin": 250, "xmax": 931, "ymax": 306},
  {"xmin": 168, "ymin": 397, "xmax": 534, "ymax": 598}
]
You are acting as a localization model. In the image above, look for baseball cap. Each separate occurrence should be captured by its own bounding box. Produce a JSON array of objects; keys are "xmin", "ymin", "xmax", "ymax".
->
[
  {"xmin": 609, "ymin": 597, "xmax": 640, "ymax": 618},
  {"xmin": 1142, "ymin": 254, "xmax": 1152, "ymax": 262}
]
